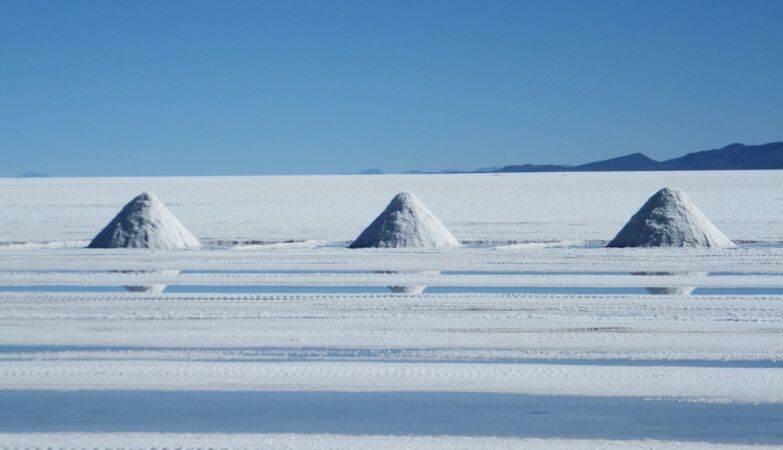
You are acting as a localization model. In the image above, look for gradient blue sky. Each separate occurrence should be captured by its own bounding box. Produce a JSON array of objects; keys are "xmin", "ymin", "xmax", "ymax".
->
[{"xmin": 1, "ymin": 0, "xmax": 781, "ymax": 176}]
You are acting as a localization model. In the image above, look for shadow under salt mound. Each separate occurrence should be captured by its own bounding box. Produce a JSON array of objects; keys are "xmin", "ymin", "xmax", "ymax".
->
[
  {"xmin": 630, "ymin": 271, "xmax": 707, "ymax": 296},
  {"xmin": 645, "ymin": 286, "xmax": 697, "ymax": 296},
  {"xmin": 113, "ymin": 270, "xmax": 180, "ymax": 294},
  {"xmin": 373, "ymin": 270, "xmax": 439, "ymax": 295},
  {"xmin": 387, "ymin": 285, "xmax": 427, "ymax": 295}
]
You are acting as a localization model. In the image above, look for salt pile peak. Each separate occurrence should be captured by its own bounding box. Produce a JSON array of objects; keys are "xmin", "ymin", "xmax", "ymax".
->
[
  {"xmin": 607, "ymin": 187, "xmax": 734, "ymax": 248},
  {"xmin": 349, "ymin": 192, "xmax": 460, "ymax": 248},
  {"xmin": 88, "ymin": 192, "xmax": 200, "ymax": 249}
]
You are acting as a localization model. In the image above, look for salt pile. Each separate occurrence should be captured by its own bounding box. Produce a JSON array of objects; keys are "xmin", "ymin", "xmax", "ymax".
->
[
  {"xmin": 349, "ymin": 192, "xmax": 459, "ymax": 248},
  {"xmin": 88, "ymin": 192, "xmax": 200, "ymax": 249},
  {"xmin": 607, "ymin": 187, "xmax": 734, "ymax": 248}
]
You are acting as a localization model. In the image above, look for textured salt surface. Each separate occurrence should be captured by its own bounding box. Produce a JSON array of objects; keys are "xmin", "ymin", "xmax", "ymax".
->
[
  {"xmin": 88, "ymin": 192, "xmax": 200, "ymax": 249},
  {"xmin": 4, "ymin": 247, "xmax": 781, "ymax": 273},
  {"xmin": 2, "ymin": 286, "xmax": 782, "ymax": 362},
  {"xmin": 2, "ymin": 362, "xmax": 782, "ymax": 403},
  {"xmin": 350, "ymin": 192, "xmax": 459, "ymax": 248},
  {"xmin": 2, "ymin": 270, "xmax": 783, "ymax": 288},
  {"xmin": 608, "ymin": 187, "xmax": 734, "ymax": 248},
  {"xmin": 1, "ymin": 173, "xmax": 781, "ymax": 448}
]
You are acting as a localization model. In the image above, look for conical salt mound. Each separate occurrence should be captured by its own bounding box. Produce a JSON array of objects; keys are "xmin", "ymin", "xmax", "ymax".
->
[
  {"xmin": 607, "ymin": 187, "xmax": 734, "ymax": 248},
  {"xmin": 349, "ymin": 192, "xmax": 460, "ymax": 249},
  {"xmin": 88, "ymin": 192, "xmax": 200, "ymax": 249}
]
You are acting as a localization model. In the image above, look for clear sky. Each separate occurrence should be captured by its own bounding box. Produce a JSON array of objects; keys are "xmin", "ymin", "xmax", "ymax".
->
[{"xmin": 1, "ymin": 0, "xmax": 781, "ymax": 176}]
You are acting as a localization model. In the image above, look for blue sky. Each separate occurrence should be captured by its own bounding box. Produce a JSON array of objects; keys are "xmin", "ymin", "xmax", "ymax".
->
[{"xmin": 1, "ymin": 0, "xmax": 781, "ymax": 176}]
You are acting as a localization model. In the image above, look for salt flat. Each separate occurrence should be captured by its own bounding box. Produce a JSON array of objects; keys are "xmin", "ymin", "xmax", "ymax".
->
[
  {"xmin": 0, "ymin": 172, "xmax": 781, "ymax": 449},
  {"xmin": 1, "ymin": 171, "xmax": 781, "ymax": 245}
]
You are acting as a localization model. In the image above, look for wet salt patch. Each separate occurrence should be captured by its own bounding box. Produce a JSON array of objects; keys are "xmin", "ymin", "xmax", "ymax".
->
[
  {"xmin": 2, "ymin": 284, "xmax": 783, "ymax": 296},
  {"xmin": 0, "ymin": 285, "xmax": 127, "ymax": 293},
  {"xmin": 9, "ymin": 269, "xmax": 783, "ymax": 276},
  {"xmin": 426, "ymin": 286, "xmax": 783, "ymax": 295},
  {"xmin": 1, "ymin": 345, "xmax": 781, "ymax": 368},
  {"xmin": 1, "ymin": 390, "xmax": 782, "ymax": 443},
  {"xmin": 424, "ymin": 286, "xmax": 652, "ymax": 295},
  {"xmin": 692, "ymin": 287, "xmax": 783, "ymax": 295},
  {"xmin": 164, "ymin": 285, "xmax": 393, "ymax": 294},
  {"xmin": 182, "ymin": 269, "xmax": 373, "ymax": 275},
  {"xmin": 7, "ymin": 269, "xmax": 783, "ymax": 277},
  {"xmin": 2, "ymin": 269, "xmax": 782, "ymax": 296}
]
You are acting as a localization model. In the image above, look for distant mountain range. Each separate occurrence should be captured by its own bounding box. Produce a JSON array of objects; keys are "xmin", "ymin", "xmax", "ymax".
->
[
  {"xmin": 359, "ymin": 141, "xmax": 783, "ymax": 175},
  {"xmin": 18, "ymin": 172, "xmax": 50, "ymax": 178},
  {"xmin": 14, "ymin": 142, "xmax": 783, "ymax": 178},
  {"xmin": 356, "ymin": 169, "xmax": 385, "ymax": 175},
  {"xmin": 498, "ymin": 142, "xmax": 783, "ymax": 173}
]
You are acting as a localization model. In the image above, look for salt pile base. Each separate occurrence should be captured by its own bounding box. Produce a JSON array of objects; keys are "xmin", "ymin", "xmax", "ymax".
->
[
  {"xmin": 607, "ymin": 187, "xmax": 734, "ymax": 248},
  {"xmin": 88, "ymin": 192, "xmax": 200, "ymax": 249},
  {"xmin": 349, "ymin": 192, "xmax": 459, "ymax": 249}
]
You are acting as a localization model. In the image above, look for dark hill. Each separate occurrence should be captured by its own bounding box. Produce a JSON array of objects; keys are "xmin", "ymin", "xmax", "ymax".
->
[
  {"xmin": 572, "ymin": 152, "xmax": 663, "ymax": 171},
  {"xmin": 660, "ymin": 142, "xmax": 783, "ymax": 170},
  {"xmin": 496, "ymin": 141, "xmax": 783, "ymax": 173}
]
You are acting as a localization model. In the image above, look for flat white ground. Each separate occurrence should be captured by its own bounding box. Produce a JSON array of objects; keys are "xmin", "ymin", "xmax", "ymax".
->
[
  {"xmin": 0, "ymin": 172, "xmax": 781, "ymax": 449},
  {"xmin": 1, "ymin": 171, "xmax": 781, "ymax": 245}
]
